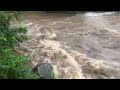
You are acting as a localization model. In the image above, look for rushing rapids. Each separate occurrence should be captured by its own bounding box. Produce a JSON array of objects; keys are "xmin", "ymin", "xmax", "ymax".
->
[{"xmin": 15, "ymin": 12, "xmax": 120, "ymax": 79}]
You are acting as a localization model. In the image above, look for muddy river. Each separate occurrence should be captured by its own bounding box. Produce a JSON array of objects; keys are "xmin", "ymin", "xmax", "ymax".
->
[
  {"xmin": 22, "ymin": 12, "xmax": 120, "ymax": 62},
  {"xmin": 16, "ymin": 11, "xmax": 120, "ymax": 79}
]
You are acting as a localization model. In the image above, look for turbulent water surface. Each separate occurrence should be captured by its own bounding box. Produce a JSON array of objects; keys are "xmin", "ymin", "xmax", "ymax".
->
[{"xmin": 16, "ymin": 11, "xmax": 120, "ymax": 79}]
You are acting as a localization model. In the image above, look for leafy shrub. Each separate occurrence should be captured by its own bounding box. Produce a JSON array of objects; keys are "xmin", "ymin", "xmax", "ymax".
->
[
  {"xmin": 0, "ymin": 11, "xmax": 38, "ymax": 79},
  {"xmin": 0, "ymin": 48, "xmax": 38, "ymax": 79},
  {"xmin": 0, "ymin": 11, "xmax": 27, "ymax": 47}
]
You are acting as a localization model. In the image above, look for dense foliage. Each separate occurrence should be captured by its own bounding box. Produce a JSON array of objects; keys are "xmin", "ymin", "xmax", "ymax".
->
[
  {"xmin": 0, "ymin": 11, "xmax": 27, "ymax": 47},
  {"xmin": 0, "ymin": 11, "xmax": 38, "ymax": 79},
  {"xmin": 0, "ymin": 47, "xmax": 38, "ymax": 79}
]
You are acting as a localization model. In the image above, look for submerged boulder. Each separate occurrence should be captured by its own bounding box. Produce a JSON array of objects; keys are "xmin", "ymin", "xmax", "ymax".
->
[{"xmin": 33, "ymin": 63, "xmax": 55, "ymax": 79}]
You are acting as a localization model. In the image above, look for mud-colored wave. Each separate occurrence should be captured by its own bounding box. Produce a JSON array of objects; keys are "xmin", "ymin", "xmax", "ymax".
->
[{"xmin": 15, "ymin": 12, "xmax": 120, "ymax": 79}]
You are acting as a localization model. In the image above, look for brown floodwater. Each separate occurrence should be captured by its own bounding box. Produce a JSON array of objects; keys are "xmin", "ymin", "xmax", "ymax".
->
[{"xmin": 21, "ymin": 11, "xmax": 120, "ymax": 63}]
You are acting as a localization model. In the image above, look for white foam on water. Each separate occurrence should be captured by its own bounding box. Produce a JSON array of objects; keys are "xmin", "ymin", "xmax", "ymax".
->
[{"xmin": 84, "ymin": 12, "xmax": 115, "ymax": 16}]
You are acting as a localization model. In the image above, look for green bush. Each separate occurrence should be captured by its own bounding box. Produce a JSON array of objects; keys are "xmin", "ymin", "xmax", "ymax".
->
[
  {"xmin": 0, "ymin": 48, "xmax": 38, "ymax": 79},
  {"xmin": 0, "ymin": 11, "xmax": 38, "ymax": 79},
  {"xmin": 0, "ymin": 11, "xmax": 27, "ymax": 47}
]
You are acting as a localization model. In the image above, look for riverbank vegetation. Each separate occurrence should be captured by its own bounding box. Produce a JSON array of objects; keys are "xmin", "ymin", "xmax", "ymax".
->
[{"xmin": 0, "ymin": 11, "xmax": 38, "ymax": 79}]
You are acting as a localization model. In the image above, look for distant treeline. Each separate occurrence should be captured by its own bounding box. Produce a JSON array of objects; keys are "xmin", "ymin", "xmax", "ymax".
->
[
  {"xmin": 22, "ymin": 11, "xmax": 87, "ymax": 15},
  {"xmin": 45, "ymin": 11, "xmax": 85, "ymax": 13}
]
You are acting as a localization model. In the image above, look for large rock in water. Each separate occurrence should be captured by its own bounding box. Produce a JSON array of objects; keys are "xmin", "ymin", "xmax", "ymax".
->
[{"xmin": 33, "ymin": 63, "xmax": 54, "ymax": 79}]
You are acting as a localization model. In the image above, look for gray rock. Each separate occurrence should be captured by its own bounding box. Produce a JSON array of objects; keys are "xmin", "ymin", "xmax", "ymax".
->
[{"xmin": 33, "ymin": 63, "xmax": 54, "ymax": 79}]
